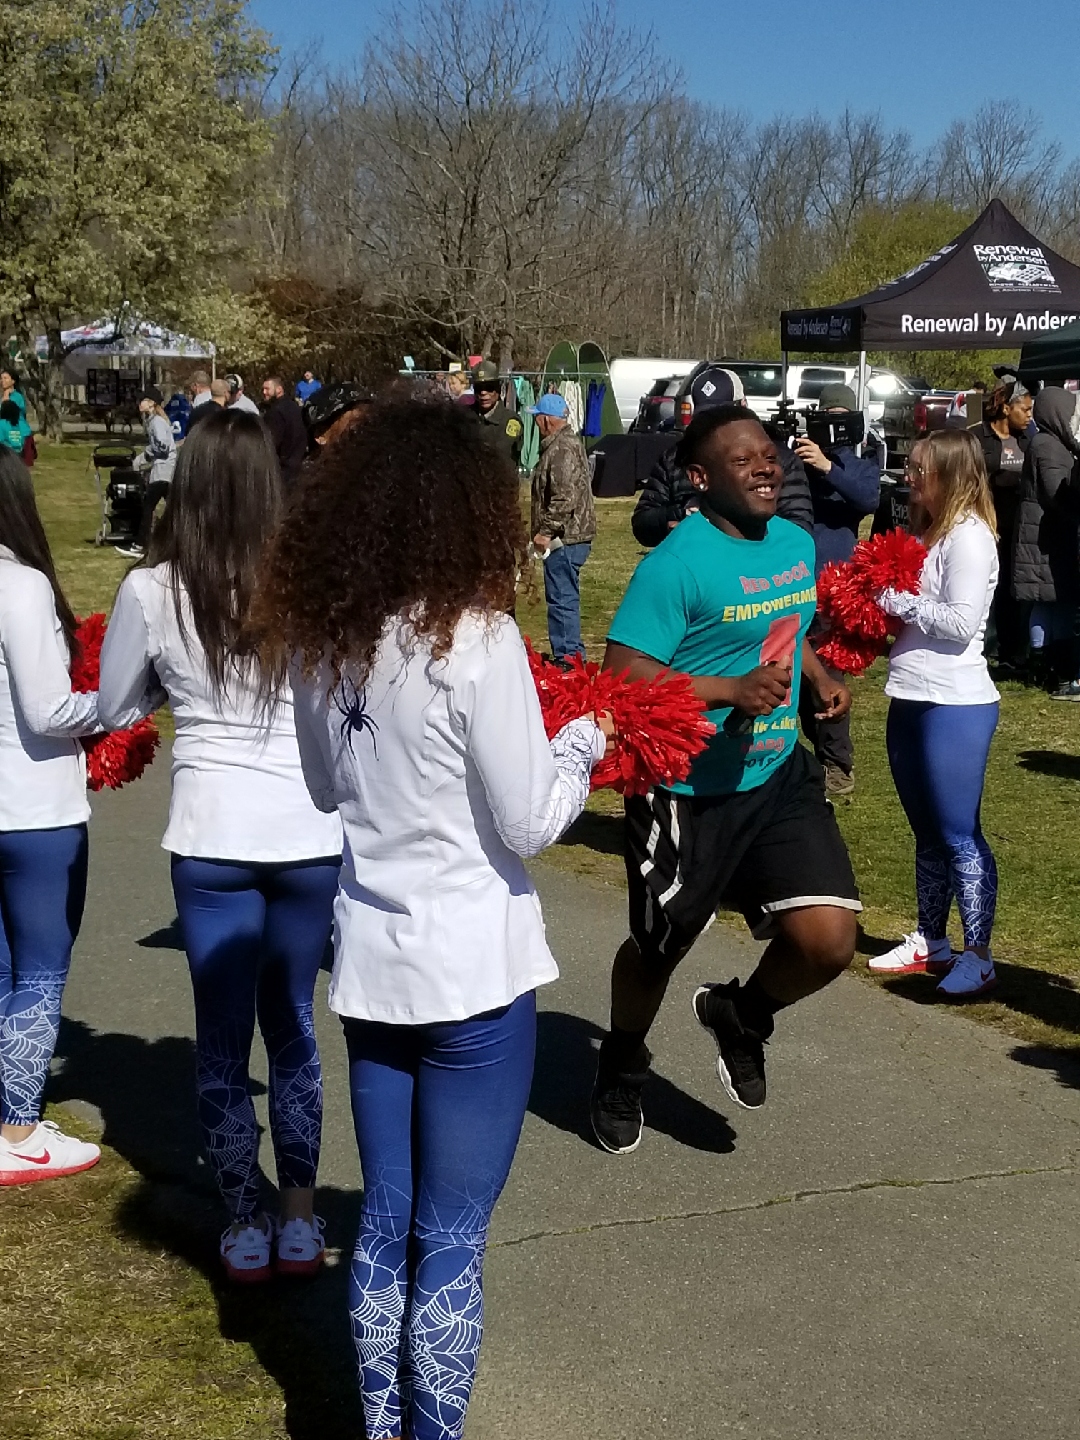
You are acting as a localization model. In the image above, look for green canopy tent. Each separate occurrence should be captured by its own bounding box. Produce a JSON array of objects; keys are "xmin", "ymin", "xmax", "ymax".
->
[
  {"xmin": 1018, "ymin": 318, "xmax": 1080, "ymax": 385},
  {"xmin": 540, "ymin": 340, "xmax": 623, "ymax": 439}
]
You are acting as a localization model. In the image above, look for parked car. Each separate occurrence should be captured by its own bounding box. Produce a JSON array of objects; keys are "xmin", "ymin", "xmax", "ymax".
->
[
  {"xmin": 880, "ymin": 389, "xmax": 961, "ymax": 473},
  {"xmin": 672, "ymin": 360, "xmax": 910, "ymax": 428},
  {"xmin": 631, "ymin": 375, "xmax": 683, "ymax": 432},
  {"xmin": 670, "ymin": 359, "xmax": 914, "ymax": 469}
]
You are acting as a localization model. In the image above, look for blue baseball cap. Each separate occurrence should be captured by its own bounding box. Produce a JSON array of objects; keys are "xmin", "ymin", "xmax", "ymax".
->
[{"xmin": 528, "ymin": 393, "xmax": 569, "ymax": 418}]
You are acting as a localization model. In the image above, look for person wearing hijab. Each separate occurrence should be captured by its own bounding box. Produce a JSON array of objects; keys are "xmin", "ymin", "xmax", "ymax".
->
[{"xmin": 1012, "ymin": 387, "xmax": 1080, "ymax": 699}]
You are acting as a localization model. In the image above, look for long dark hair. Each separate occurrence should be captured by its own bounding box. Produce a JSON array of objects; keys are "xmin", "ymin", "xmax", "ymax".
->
[
  {"xmin": 147, "ymin": 407, "xmax": 283, "ymax": 695},
  {"xmin": 0, "ymin": 449, "xmax": 78, "ymax": 654},
  {"xmin": 252, "ymin": 396, "xmax": 525, "ymax": 685}
]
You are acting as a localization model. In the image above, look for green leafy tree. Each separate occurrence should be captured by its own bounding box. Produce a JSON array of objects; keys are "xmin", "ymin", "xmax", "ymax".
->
[
  {"xmin": 803, "ymin": 201, "xmax": 1019, "ymax": 386},
  {"xmin": 0, "ymin": 0, "xmax": 277, "ymax": 435}
]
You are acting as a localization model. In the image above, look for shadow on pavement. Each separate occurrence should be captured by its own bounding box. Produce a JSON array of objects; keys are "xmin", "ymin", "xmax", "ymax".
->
[
  {"xmin": 1017, "ymin": 748, "xmax": 1080, "ymax": 782},
  {"xmin": 557, "ymin": 809, "xmax": 623, "ymax": 856},
  {"xmin": 50, "ymin": 1017, "xmax": 362, "ymax": 1439},
  {"xmin": 137, "ymin": 918, "xmax": 185, "ymax": 949},
  {"xmin": 532, "ymin": 1010, "xmax": 737, "ymax": 1155},
  {"xmin": 867, "ymin": 960, "xmax": 1080, "ymax": 1043},
  {"xmin": 1009, "ymin": 1044, "xmax": 1080, "ymax": 1090}
]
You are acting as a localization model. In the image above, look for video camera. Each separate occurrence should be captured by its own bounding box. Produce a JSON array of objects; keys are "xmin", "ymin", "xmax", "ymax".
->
[{"xmin": 774, "ymin": 399, "xmax": 864, "ymax": 450}]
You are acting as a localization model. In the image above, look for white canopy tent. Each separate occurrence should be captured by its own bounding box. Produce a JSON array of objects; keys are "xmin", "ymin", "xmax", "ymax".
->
[{"xmin": 34, "ymin": 316, "xmax": 216, "ymax": 393}]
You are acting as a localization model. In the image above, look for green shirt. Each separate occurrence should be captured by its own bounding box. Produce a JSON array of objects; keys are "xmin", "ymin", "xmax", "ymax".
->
[{"xmin": 608, "ymin": 510, "xmax": 818, "ymax": 795}]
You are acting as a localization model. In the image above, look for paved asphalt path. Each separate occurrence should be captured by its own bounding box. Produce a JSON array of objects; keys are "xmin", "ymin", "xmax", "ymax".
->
[{"xmin": 56, "ymin": 756, "xmax": 1080, "ymax": 1439}]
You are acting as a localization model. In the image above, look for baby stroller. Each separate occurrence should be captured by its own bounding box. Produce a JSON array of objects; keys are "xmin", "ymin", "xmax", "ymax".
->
[{"xmin": 91, "ymin": 444, "xmax": 145, "ymax": 547}]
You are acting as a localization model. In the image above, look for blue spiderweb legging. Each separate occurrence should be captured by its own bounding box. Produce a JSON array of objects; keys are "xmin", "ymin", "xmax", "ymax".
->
[
  {"xmin": 0, "ymin": 825, "xmax": 88, "ymax": 1126},
  {"xmin": 886, "ymin": 700, "xmax": 999, "ymax": 950},
  {"xmin": 344, "ymin": 990, "xmax": 536, "ymax": 1440},
  {"xmin": 171, "ymin": 854, "xmax": 340, "ymax": 1223}
]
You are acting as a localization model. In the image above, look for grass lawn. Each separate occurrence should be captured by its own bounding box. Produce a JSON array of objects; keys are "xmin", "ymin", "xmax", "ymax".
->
[
  {"xmin": 30, "ymin": 436, "xmax": 1080, "ymax": 1054},
  {"xmin": 5, "ymin": 439, "xmax": 1079, "ymax": 1439}
]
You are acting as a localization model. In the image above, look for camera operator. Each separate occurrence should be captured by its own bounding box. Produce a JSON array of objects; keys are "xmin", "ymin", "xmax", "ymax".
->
[
  {"xmin": 632, "ymin": 367, "xmax": 812, "ymax": 547},
  {"xmin": 794, "ymin": 382, "xmax": 881, "ymax": 798}
]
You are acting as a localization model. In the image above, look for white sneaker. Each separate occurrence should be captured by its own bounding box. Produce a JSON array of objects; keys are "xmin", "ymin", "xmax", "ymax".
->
[
  {"xmin": 868, "ymin": 932, "xmax": 951, "ymax": 975},
  {"xmin": 275, "ymin": 1215, "xmax": 326, "ymax": 1277},
  {"xmin": 220, "ymin": 1215, "xmax": 273, "ymax": 1284},
  {"xmin": 0, "ymin": 1120, "xmax": 100, "ymax": 1185},
  {"xmin": 936, "ymin": 950, "xmax": 998, "ymax": 1000}
]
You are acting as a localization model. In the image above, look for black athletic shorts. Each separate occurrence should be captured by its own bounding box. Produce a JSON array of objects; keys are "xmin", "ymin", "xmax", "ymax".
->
[{"xmin": 624, "ymin": 743, "xmax": 861, "ymax": 965}]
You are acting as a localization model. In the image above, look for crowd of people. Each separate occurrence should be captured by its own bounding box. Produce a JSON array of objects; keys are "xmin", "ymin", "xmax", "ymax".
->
[{"xmin": 0, "ymin": 354, "xmax": 1075, "ymax": 1439}]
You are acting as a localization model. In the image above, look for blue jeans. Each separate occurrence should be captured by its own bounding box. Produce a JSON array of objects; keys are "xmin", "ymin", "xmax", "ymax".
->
[
  {"xmin": 0, "ymin": 825, "xmax": 88, "ymax": 1126},
  {"xmin": 1029, "ymin": 602, "xmax": 1079, "ymax": 680},
  {"xmin": 886, "ymin": 701, "xmax": 999, "ymax": 950},
  {"xmin": 544, "ymin": 541, "xmax": 591, "ymax": 661},
  {"xmin": 343, "ymin": 990, "xmax": 537, "ymax": 1440},
  {"xmin": 171, "ymin": 854, "xmax": 340, "ymax": 1222}
]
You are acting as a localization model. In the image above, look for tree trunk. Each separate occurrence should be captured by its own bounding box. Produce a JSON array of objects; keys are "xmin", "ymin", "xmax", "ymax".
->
[
  {"xmin": 16, "ymin": 324, "xmax": 66, "ymax": 441},
  {"xmin": 497, "ymin": 330, "xmax": 514, "ymax": 376}
]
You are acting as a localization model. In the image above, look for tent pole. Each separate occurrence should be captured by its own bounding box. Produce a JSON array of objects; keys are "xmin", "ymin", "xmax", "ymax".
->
[
  {"xmin": 856, "ymin": 350, "xmax": 868, "ymax": 454},
  {"xmin": 781, "ymin": 350, "xmax": 789, "ymax": 407}
]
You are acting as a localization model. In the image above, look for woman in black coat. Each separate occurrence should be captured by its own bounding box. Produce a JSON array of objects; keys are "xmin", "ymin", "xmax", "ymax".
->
[
  {"xmin": 1013, "ymin": 387, "xmax": 1080, "ymax": 697},
  {"xmin": 972, "ymin": 379, "xmax": 1031, "ymax": 667}
]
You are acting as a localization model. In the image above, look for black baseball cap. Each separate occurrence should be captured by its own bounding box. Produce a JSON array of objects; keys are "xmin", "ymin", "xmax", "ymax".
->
[
  {"xmin": 689, "ymin": 366, "xmax": 744, "ymax": 412},
  {"xmin": 303, "ymin": 382, "xmax": 374, "ymax": 437}
]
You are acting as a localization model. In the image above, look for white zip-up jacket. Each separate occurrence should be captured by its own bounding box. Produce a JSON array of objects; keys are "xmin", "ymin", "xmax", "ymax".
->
[
  {"xmin": 882, "ymin": 515, "xmax": 1000, "ymax": 706},
  {"xmin": 291, "ymin": 611, "xmax": 605, "ymax": 1024},
  {"xmin": 0, "ymin": 549, "xmax": 100, "ymax": 829}
]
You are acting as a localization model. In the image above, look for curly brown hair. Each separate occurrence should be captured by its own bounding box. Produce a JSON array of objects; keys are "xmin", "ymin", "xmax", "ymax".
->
[{"xmin": 253, "ymin": 396, "xmax": 527, "ymax": 683}]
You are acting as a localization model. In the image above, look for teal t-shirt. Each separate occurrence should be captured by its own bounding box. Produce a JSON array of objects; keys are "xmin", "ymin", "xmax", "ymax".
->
[{"xmin": 608, "ymin": 511, "xmax": 818, "ymax": 795}]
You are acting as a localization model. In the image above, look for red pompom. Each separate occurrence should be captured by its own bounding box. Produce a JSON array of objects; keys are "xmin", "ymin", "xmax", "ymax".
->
[
  {"xmin": 525, "ymin": 640, "xmax": 715, "ymax": 797},
  {"xmin": 815, "ymin": 529, "xmax": 926, "ymax": 676},
  {"xmin": 73, "ymin": 614, "xmax": 160, "ymax": 791}
]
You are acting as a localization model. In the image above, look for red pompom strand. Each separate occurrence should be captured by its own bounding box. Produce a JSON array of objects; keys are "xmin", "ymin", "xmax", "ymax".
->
[
  {"xmin": 526, "ymin": 640, "xmax": 715, "ymax": 796},
  {"xmin": 73, "ymin": 613, "xmax": 160, "ymax": 792},
  {"xmin": 815, "ymin": 528, "xmax": 926, "ymax": 676}
]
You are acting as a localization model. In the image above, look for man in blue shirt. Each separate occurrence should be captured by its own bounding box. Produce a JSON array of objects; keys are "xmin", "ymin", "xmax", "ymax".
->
[
  {"xmin": 592, "ymin": 405, "xmax": 862, "ymax": 1155},
  {"xmin": 295, "ymin": 370, "xmax": 322, "ymax": 403}
]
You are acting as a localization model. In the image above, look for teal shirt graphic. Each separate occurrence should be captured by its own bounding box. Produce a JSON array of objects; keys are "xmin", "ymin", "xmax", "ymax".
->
[{"xmin": 608, "ymin": 511, "xmax": 818, "ymax": 795}]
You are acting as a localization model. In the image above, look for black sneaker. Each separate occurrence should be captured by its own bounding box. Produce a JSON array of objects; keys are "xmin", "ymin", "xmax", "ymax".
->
[
  {"xmin": 590, "ymin": 1043, "xmax": 651, "ymax": 1155},
  {"xmin": 692, "ymin": 981, "xmax": 770, "ymax": 1110}
]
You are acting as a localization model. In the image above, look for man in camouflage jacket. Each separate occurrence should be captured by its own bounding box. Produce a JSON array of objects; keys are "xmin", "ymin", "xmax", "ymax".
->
[{"xmin": 529, "ymin": 393, "xmax": 597, "ymax": 662}]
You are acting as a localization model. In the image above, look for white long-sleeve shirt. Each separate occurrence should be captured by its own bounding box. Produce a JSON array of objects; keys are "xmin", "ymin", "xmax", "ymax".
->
[
  {"xmin": 0, "ymin": 548, "xmax": 100, "ymax": 829},
  {"xmin": 99, "ymin": 565, "xmax": 342, "ymax": 862},
  {"xmin": 882, "ymin": 514, "xmax": 1000, "ymax": 705},
  {"xmin": 291, "ymin": 611, "xmax": 605, "ymax": 1024}
]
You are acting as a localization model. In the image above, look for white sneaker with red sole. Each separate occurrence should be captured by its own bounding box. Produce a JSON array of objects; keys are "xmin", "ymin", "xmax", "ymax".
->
[
  {"xmin": 221, "ymin": 1216, "xmax": 273, "ymax": 1284},
  {"xmin": 275, "ymin": 1215, "xmax": 326, "ymax": 1277},
  {"xmin": 936, "ymin": 950, "xmax": 998, "ymax": 1000},
  {"xmin": 0, "ymin": 1120, "xmax": 100, "ymax": 1185},
  {"xmin": 868, "ymin": 932, "xmax": 952, "ymax": 975}
]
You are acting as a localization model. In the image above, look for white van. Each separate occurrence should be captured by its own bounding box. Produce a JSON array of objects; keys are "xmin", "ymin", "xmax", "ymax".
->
[
  {"xmin": 609, "ymin": 357, "xmax": 699, "ymax": 430},
  {"xmin": 716, "ymin": 361, "xmax": 909, "ymax": 426}
]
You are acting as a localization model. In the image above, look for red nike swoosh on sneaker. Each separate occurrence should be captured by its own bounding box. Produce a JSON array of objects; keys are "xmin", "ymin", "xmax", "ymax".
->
[{"xmin": 18, "ymin": 1149, "xmax": 52, "ymax": 1165}]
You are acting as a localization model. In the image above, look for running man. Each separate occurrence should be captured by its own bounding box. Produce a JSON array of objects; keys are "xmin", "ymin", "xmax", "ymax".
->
[{"xmin": 592, "ymin": 404, "xmax": 862, "ymax": 1154}]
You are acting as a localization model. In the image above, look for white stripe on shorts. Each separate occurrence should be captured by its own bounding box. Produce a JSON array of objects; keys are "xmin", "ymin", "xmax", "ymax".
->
[{"xmin": 657, "ymin": 792, "xmax": 684, "ymax": 908}]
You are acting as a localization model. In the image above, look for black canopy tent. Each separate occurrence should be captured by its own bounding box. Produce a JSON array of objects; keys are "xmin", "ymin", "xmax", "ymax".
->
[
  {"xmin": 781, "ymin": 201, "xmax": 1080, "ymax": 360},
  {"xmin": 1018, "ymin": 318, "xmax": 1080, "ymax": 385}
]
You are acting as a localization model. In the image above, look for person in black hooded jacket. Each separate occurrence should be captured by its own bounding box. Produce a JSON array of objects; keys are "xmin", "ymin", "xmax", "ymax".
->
[
  {"xmin": 1013, "ymin": 386, "xmax": 1080, "ymax": 698},
  {"xmin": 631, "ymin": 368, "xmax": 812, "ymax": 547}
]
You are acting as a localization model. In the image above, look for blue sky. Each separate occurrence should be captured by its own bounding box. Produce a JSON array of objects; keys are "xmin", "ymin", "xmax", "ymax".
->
[{"xmin": 249, "ymin": 0, "xmax": 1080, "ymax": 151}]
